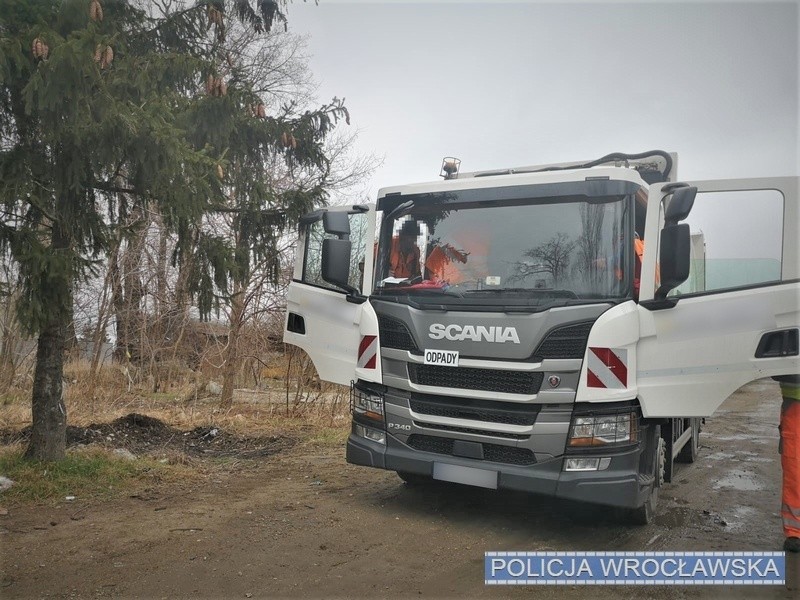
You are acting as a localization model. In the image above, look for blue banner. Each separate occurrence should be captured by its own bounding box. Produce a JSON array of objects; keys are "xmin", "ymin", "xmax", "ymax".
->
[{"xmin": 484, "ymin": 552, "xmax": 785, "ymax": 585}]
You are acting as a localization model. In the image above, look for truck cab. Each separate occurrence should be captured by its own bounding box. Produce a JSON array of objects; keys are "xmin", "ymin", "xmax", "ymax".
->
[{"xmin": 284, "ymin": 151, "xmax": 799, "ymax": 523}]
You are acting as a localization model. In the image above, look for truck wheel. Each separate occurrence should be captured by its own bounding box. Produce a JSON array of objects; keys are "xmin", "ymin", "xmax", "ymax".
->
[
  {"xmin": 396, "ymin": 471, "xmax": 431, "ymax": 486},
  {"xmin": 676, "ymin": 418, "xmax": 700, "ymax": 464},
  {"xmin": 630, "ymin": 433, "xmax": 666, "ymax": 525}
]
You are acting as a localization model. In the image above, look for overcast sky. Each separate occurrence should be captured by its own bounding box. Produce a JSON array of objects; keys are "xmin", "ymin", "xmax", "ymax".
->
[{"xmin": 287, "ymin": 0, "xmax": 798, "ymax": 199}]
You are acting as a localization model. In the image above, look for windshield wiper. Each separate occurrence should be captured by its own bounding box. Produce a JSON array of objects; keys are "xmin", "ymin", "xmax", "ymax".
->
[
  {"xmin": 374, "ymin": 285, "xmax": 464, "ymax": 298},
  {"xmin": 412, "ymin": 287, "xmax": 464, "ymax": 298},
  {"xmin": 464, "ymin": 287, "xmax": 528, "ymax": 293},
  {"xmin": 464, "ymin": 288, "xmax": 578, "ymax": 298}
]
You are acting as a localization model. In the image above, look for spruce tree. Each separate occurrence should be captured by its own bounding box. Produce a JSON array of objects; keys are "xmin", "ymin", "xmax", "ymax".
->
[{"xmin": 0, "ymin": 0, "xmax": 348, "ymax": 460}]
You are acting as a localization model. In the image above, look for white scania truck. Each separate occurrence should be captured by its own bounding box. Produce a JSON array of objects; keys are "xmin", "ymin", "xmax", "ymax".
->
[{"xmin": 284, "ymin": 151, "xmax": 799, "ymax": 523}]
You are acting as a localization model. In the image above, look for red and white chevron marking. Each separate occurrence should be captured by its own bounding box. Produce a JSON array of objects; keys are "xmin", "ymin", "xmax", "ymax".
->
[
  {"xmin": 357, "ymin": 335, "xmax": 377, "ymax": 369},
  {"xmin": 587, "ymin": 347, "xmax": 628, "ymax": 389}
]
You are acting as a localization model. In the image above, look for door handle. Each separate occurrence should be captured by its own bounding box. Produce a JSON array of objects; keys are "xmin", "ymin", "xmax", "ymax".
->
[
  {"xmin": 287, "ymin": 312, "xmax": 306, "ymax": 335},
  {"xmin": 755, "ymin": 328, "xmax": 799, "ymax": 358}
]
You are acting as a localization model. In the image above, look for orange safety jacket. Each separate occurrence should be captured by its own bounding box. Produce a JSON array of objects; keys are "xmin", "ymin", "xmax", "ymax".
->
[
  {"xmin": 389, "ymin": 238, "xmax": 420, "ymax": 279},
  {"xmin": 425, "ymin": 244, "xmax": 469, "ymax": 282},
  {"xmin": 613, "ymin": 238, "xmax": 645, "ymax": 298},
  {"xmin": 779, "ymin": 380, "xmax": 800, "ymax": 539},
  {"xmin": 424, "ymin": 230, "xmax": 487, "ymax": 284},
  {"xmin": 633, "ymin": 237, "xmax": 645, "ymax": 298}
]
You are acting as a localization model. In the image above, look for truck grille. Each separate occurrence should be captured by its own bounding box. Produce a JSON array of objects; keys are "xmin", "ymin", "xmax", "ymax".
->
[
  {"xmin": 406, "ymin": 434, "xmax": 536, "ymax": 466},
  {"xmin": 409, "ymin": 395, "xmax": 539, "ymax": 425},
  {"xmin": 408, "ymin": 364, "xmax": 543, "ymax": 395},
  {"xmin": 413, "ymin": 422, "xmax": 528, "ymax": 440},
  {"xmin": 378, "ymin": 315, "xmax": 420, "ymax": 353},
  {"xmin": 533, "ymin": 321, "xmax": 593, "ymax": 360}
]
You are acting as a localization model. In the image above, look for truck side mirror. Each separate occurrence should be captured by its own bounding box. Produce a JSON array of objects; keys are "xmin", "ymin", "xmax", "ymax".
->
[
  {"xmin": 655, "ymin": 223, "xmax": 691, "ymax": 300},
  {"xmin": 665, "ymin": 186, "xmax": 697, "ymax": 224},
  {"xmin": 321, "ymin": 238, "xmax": 359, "ymax": 296},
  {"xmin": 323, "ymin": 212, "xmax": 350, "ymax": 237}
]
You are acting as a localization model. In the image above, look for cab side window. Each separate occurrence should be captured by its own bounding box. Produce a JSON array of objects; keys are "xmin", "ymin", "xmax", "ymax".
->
[
  {"xmin": 670, "ymin": 189, "xmax": 784, "ymax": 296},
  {"xmin": 302, "ymin": 212, "xmax": 368, "ymax": 292}
]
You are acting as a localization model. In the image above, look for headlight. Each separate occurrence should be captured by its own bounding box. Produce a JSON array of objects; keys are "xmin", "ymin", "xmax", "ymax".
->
[
  {"xmin": 351, "ymin": 385, "xmax": 384, "ymax": 423},
  {"xmin": 568, "ymin": 412, "xmax": 637, "ymax": 446}
]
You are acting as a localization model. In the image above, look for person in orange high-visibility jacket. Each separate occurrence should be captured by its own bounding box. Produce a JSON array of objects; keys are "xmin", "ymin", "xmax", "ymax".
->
[
  {"xmin": 632, "ymin": 236, "xmax": 645, "ymax": 299},
  {"xmin": 599, "ymin": 232, "xmax": 652, "ymax": 300},
  {"xmin": 389, "ymin": 221, "xmax": 421, "ymax": 279},
  {"xmin": 611, "ymin": 234, "xmax": 651, "ymax": 299},
  {"xmin": 775, "ymin": 375, "xmax": 800, "ymax": 553},
  {"xmin": 424, "ymin": 229, "xmax": 489, "ymax": 285}
]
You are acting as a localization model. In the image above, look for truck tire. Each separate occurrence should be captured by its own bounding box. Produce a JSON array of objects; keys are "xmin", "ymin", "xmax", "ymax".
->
[
  {"xmin": 629, "ymin": 430, "xmax": 665, "ymax": 525},
  {"xmin": 676, "ymin": 418, "xmax": 700, "ymax": 464},
  {"xmin": 396, "ymin": 471, "xmax": 432, "ymax": 486}
]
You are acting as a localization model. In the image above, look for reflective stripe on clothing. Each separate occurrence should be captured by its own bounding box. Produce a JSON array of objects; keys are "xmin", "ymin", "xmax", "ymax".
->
[
  {"xmin": 783, "ymin": 502, "xmax": 800, "ymax": 518},
  {"xmin": 783, "ymin": 514, "xmax": 800, "ymax": 532},
  {"xmin": 779, "ymin": 381, "xmax": 800, "ymax": 401}
]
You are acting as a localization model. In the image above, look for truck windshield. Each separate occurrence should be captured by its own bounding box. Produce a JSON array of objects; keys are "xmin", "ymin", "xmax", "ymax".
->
[{"xmin": 374, "ymin": 195, "xmax": 632, "ymax": 308}]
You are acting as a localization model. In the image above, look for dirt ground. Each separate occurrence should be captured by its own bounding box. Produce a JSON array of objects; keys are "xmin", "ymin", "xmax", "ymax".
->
[
  {"xmin": 1, "ymin": 412, "xmax": 296, "ymax": 460},
  {"xmin": 1, "ymin": 380, "xmax": 798, "ymax": 599}
]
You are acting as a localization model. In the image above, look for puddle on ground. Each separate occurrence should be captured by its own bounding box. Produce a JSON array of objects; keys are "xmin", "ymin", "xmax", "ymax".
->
[
  {"xmin": 723, "ymin": 505, "xmax": 758, "ymax": 533},
  {"xmin": 741, "ymin": 381, "xmax": 779, "ymax": 393},
  {"xmin": 713, "ymin": 469, "xmax": 764, "ymax": 491},
  {"xmin": 735, "ymin": 450, "xmax": 776, "ymax": 463},
  {"xmin": 655, "ymin": 506, "xmax": 693, "ymax": 529},
  {"xmin": 704, "ymin": 451, "xmax": 737, "ymax": 461},
  {"xmin": 704, "ymin": 450, "xmax": 775, "ymax": 464},
  {"xmin": 714, "ymin": 434, "xmax": 771, "ymax": 442}
]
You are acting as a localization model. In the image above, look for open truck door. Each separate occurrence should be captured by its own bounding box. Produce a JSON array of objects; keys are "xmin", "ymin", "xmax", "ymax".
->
[
  {"xmin": 283, "ymin": 204, "xmax": 378, "ymax": 386},
  {"xmin": 637, "ymin": 176, "xmax": 799, "ymax": 417}
]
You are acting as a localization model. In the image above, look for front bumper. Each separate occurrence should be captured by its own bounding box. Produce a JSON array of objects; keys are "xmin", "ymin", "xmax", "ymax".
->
[{"xmin": 346, "ymin": 432, "xmax": 649, "ymax": 509}]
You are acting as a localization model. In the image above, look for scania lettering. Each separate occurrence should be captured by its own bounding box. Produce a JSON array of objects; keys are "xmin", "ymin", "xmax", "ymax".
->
[
  {"xmin": 284, "ymin": 150, "xmax": 799, "ymax": 524},
  {"xmin": 428, "ymin": 324, "xmax": 521, "ymax": 344}
]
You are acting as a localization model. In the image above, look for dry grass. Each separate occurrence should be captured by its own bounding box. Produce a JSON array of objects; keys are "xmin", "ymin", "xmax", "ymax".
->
[
  {"xmin": 0, "ymin": 354, "xmax": 351, "ymax": 440},
  {"xmin": 0, "ymin": 352, "xmax": 352, "ymax": 505}
]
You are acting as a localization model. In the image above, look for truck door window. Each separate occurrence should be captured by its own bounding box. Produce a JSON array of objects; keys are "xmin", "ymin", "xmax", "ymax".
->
[
  {"xmin": 669, "ymin": 189, "xmax": 784, "ymax": 296},
  {"xmin": 302, "ymin": 212, "xmax": 369, "ymax": 293}
]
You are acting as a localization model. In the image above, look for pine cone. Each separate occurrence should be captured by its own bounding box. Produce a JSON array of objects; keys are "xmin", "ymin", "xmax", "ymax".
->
[
  {"xmin": 102, "ymin": 45, "xmax": 114, "ymax": 68},
  {"xmin": 89, "ymin": 0, "xmax": 103, "ymax": 22},
  {"xmin": 281, "ymin": 132, "xmax": 290, "ymax": 148},
  {"xmin": 289, "ymin": 135, "xmax": 297, "ymax": 150},
  {"xmin": 256, "ymin": 103, "xmax": 266, "ymax": 119},
  {"xmin": 217, "ymin": 79, "xmax": 227, "ymax": 96},
  {"xmin": 216, "ymin": 164, "xmax": 224, "ymax": 180},
  {"xmin": 205, "ymin": 74, "xmax": 214, "ymax": 95},
  {"xmin": 207, "ymin": 6, "xmax": 222, "ymax": 26},
  {"xmin": 32, "ymin": 37, "xmax": 49, "ymax": 60}
]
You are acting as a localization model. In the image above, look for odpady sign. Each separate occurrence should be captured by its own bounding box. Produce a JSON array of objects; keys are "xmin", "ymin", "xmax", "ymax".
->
[{"xmin": 424, "ymin": 349, "xmax": 459, "ymax": 367}]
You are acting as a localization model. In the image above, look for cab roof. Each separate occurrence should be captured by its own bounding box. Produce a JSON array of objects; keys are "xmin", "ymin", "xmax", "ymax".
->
[{"xmin": 377, "ymin": 165, "xmax": 650, "ymax": 200}]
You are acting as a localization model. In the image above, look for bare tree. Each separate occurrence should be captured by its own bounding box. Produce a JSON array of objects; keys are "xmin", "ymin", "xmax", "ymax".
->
[
  {"xmin": 575, "ymin": 204, "xmax": 606, "ymax": 287},
  {"xmin": 512, "ymin": 232, "xmax": 576, "ymax": 286}
]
